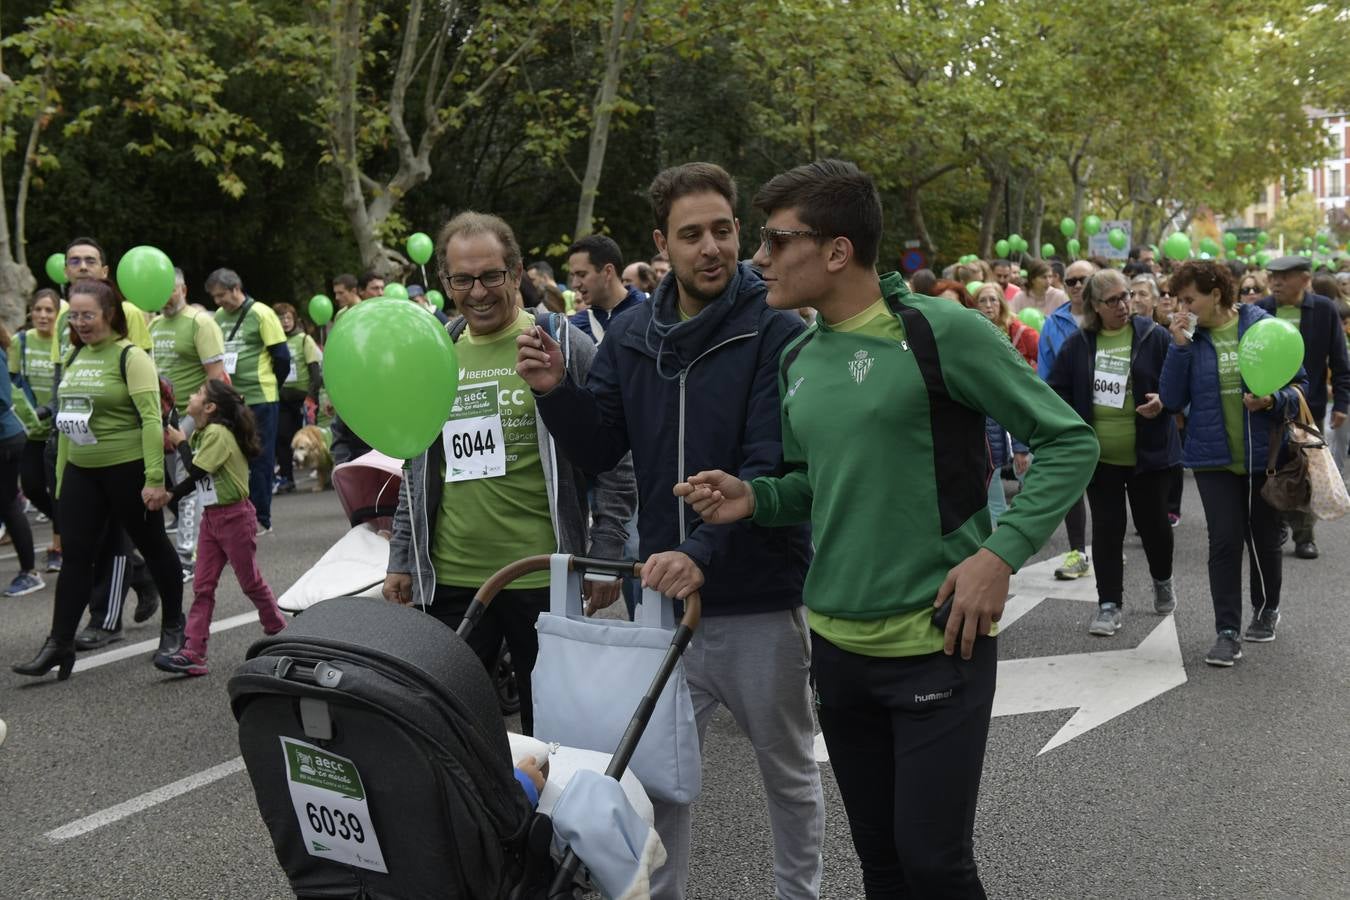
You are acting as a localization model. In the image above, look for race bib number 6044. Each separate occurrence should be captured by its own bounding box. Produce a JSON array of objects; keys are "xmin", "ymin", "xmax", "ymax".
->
[
  {"xmin": 442, "ymin": 381, "xmax": 506, "ymax": 482},
  {"xmin": 281, "ymin": 736, "xmax": 387, "ymax": 873}
]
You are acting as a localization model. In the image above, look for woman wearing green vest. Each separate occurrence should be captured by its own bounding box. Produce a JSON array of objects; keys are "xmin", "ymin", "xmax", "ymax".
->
[
  {"xmin": 12, "ymin": 279, "xmax": 185, "ymax": 680},
  {"xmin": 10, "ymin": 288, "xmax": 62, "ymax": 572},
  {"xmin": 272, "ymin": 303, "xmax": 322, "ymax": 494},
  {"xmin": 1047, "ymin": 269, "xmax": 1181, "ymax": 638}
]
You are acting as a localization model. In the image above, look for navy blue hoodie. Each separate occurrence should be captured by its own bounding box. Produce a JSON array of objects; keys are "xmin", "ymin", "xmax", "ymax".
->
[{"xmin": 536, "ymin": 262, "xmax": 812, "ymax": 616}]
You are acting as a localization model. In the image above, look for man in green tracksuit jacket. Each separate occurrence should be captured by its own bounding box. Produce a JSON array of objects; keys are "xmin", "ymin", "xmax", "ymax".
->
[{"xmin": 678, "ymin": 160, "xmax": 1096, "ymax": 898}]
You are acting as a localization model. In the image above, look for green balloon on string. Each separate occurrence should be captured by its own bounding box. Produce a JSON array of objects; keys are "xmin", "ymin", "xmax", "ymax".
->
[
  {"xmin": 1108, "ymin": 228, "xmax": 1127, "ymax": 251},
  {"xmin": 1163, "ymin": 233, "xmax": 1192, "ymax": 261},
  {"xmin": 995, "ymin": 239, "xmax": 1010, "ymax": 257},
  {"xmin": 1041, "ymin": 243, "xmax": 1056, "ymax": 258},
  {"xmin": 406, "ymin": 232, "xmax": 434, "ymax": 265},
  {"xmin": 1067, "ymin": 238, "xmax": 1081, "ymax": 256},
  {"xmin": 383, "ymin": 282, "xmax": 409, "ymax": 301},
  {"xmin": 1239, "ymin": 318, "xmax": 1304, "ymax": 397},
  {"xmin": 965, "ymin": 280, "xmax": 983, "ymax": 297},
  {"xmin": 1018, "ymin": 307, "xmax": 1045, "ymax": 330},
  {"xmin": 1223, "ymin": 233, "xmax": 1238, "ymax": 251},
  {"xmin": 308, "ymin": 294, "xmax": 334, "ymax": 326},
  {"xmin": 116, "ymin": 245, "xmax": 175, "ymax": 312},
  {"xmin": 1059, "ymin": 218, "xmax": 1076, "ymax": 238},
  {"xmin": 1084, "ymin": 214, "xmax": 1102, "ymax": 234},
  {"xmin": 1008, "ymin": 234, "xmax": 1023, "ymax": 253},
  {"xmin": 425, "ymin": 289, "xmax": 445, "ymax": 311},
  {"xmin": 45, "ymin": 253, "xmax": 67, "ymax": 285}
]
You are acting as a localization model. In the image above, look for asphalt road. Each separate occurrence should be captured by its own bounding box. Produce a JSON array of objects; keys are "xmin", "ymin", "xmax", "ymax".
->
[{"xmin": 2, "ymin": 471, "xmax": 1348, "ymax": 899}]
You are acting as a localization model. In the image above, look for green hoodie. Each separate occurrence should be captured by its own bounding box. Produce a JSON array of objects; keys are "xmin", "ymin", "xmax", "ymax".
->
[{"xmin": 751, "ymin": 272, "xmax": 1096, "ymax": 654}]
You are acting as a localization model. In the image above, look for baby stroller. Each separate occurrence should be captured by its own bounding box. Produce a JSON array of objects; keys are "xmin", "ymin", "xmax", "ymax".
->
[
  {"xmin": 229, "ymin": 554, "xmax": 699, "ymax": 899},
  {"xmin": 277, "ymin": 449, "xmax": 519, "ymax": 715}
]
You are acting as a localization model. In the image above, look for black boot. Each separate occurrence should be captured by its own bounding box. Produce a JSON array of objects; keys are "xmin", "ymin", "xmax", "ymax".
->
[
  {"xmin": 154, "ymin": 619, "xmax": 186, "ymax": 666},
  {"xmin": 13, "ymin": 637, "xmax": 76, "ymax": 680},
  {"xmin": 133, "ymin": 583, "xmax": 160, "ymax": 624}
]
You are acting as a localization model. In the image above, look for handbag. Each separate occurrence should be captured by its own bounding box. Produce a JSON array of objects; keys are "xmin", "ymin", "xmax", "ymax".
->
[
  {"xmin": 531, "ymin": 555, "xmax": 702, "ymax": 805},
  {"xmin": 1259, "ymin": 387, "xmax": 1321, "ymax": 513}
]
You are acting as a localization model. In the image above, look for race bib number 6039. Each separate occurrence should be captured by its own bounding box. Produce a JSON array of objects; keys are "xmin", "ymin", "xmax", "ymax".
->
[{"xmin": 281, "ymin": 736, "xmax": 387, "ymax": 873}]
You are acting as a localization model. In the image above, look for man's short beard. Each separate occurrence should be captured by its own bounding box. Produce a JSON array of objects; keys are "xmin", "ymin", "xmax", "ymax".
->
[{"xmin": 673, "ymin": 268, "xmax": 727, "ymax": 306}]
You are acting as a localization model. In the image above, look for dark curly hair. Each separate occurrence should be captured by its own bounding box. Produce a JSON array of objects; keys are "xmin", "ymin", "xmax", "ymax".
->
[
  {"xmin": 203, "ymin": 378, "xmax": 261, "ymax": 459},
  {"xmin": 1169, "ymin": 260, "xmax": 1237, "ymax": 310}
]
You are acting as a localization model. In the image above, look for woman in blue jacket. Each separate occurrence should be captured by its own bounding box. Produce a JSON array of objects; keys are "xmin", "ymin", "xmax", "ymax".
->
[
  {"xmin": 1049, "ymin": 269, "xmax": 1180, "ymax": 638},
  {"xmin": 1159, "ymin": 260, "xmax": 1308, "ymax": 667}
]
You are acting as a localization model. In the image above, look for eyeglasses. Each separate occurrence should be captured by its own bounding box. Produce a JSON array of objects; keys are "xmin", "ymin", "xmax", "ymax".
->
[
  {"xmin": 1240, "ymin": 287, "xmax": 1260, "ymax": 296},
  {"xmin": 1097, "ymin": 293, "xmax": 1129, "ymax": 309},
  {"xmin": 446, "ymin": 269, "xmax": 509, "ymax": 292},
  {"xmin": 68, "ymin": 311, "xmax": 102, "ymax": 322},
  {"xmin": 759, "ymin": 227, "xmax": 821, "ymax": 257},
  {"xmin": 1064, "ymin": 276, "xmax": 1087, "ymax": 288},
  {"xmin": 976, "ymin": 296, "xmax": 1001, "ymax": 306}
]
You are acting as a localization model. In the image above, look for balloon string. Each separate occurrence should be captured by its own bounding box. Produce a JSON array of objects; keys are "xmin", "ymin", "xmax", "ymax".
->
[{"xmin": 420, "ymin": 263, "xmax": 428, "ymax": 289}]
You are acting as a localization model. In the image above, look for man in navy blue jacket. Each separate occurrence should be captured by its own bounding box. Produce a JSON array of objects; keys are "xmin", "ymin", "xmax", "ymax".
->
[
  {"xmin": 517, "ymin": 162, "xmax": 822, "ymax": 900},
  {"xmin": 567, "ymin": 234, "xmax": 646, "ymax": 343},
  {"xmin": 1257, "ymin": 255, "xmax": 1350, "ymax": 559}
]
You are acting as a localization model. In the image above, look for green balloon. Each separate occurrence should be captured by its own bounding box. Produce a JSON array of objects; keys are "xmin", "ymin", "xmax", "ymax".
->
[
  {"xmin": 1163, "ymin": 233, "xmax": 1192, "ymax": 261},
  {"xmin": 1302, "ymin": 236, "xmax": 1313, "ymax": 248},
  {"xmin": 1255, "ymin": 251, "xmax": 1271, "ymax": 267},
  {"xmin": 115, "ymin": 245, "xmax": 175, "ymax": 312},
  {"xmin": 1060, "ymin": 217, "xmax": 1076, "ymax": 238},
  {"xmin": 1239, "ymin": 317, "xmax": 1305, "ymax": 397},
  {"xmin": 406, "ymin": 232, "xmax": 434, "ymax": 265},
  {"xmin": 1067, "ymin": 238, "xmax": 1081, "ymax": 257},
  {"xmin": 1256, "ymin": 231, "xmax": 1269, "ymax": 247},
  {"xmin": 1008, "ymin": 234, "xmax": 1023, "ymax": 253},
  {"xmin": 1039, "ymin": 243, "xmax": 1054, "ymax": 258},
  {"xmin": 1223, "ymin": 232, "xmax": 1238, "ymax": 250},
  {"xmin": 1198, "ymin": 237, "xmax": 1221, "ymax": 257},
  {"xmin": 1084, "ymin": 215, "xmax": 1102, "ymax": 235},
  {"xmin": 45, "ymin": 253, "xmax": 68, "ymax": 285},
  {"xmin": 965, "ymin": 280, "xmax": 983, "ymax": 297},
  {"xmin": 383, "ymin": 282, "xmax": 409, "ymax": 301},
  {"xmin": 994, "ymin": 239, "xmax": 1010, "ymax": 258},
  {"xmin": 1017, "ymin": 308, "xmax": 1046, "ymax": 331},
  {"xmin": 1244, "ymin": 243, "xmax": 1254, "ymax": 255},
  {"xmin": 425, "ymin": 289, "xmax": 445, "ymax": 311},
  {"xmin": 1108, "ymin": 228, "xmax": 1127, "ymax": 251},
  {"xmin": 325, "ymin": 299, "xmax": 459, "ymax": 459},
  {"xmin": 1317, "ymin": 233, "xmax": 1329, "ymax": 245},
  {"xmin": 308, "ymin": 294, "xmax": 334, "ymax": 326}
]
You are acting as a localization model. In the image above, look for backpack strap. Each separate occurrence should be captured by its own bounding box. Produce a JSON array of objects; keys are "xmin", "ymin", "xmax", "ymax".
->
[{"xmin": 226, "ymin": 298, "xmax": 253, "ymax": 343}]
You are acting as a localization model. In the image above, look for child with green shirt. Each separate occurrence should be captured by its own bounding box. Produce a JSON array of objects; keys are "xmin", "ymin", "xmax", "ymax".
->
[{"xmin": 155, "ymin": 380, "xmax": 285, "ymax": 676}]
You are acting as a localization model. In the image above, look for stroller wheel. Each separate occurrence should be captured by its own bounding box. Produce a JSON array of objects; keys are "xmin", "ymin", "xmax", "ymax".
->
[{"xmin": 494, "ymin": 641, "xmax": 521, "ymax": 717}]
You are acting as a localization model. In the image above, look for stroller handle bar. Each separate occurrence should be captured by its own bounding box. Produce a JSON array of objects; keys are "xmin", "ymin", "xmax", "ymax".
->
[{"xmin": 459, "ymin": 554, "xmax": 702, "ymax": 638}]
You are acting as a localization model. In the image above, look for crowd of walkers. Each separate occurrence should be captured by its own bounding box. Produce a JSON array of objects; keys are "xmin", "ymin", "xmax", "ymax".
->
[{"xmin": 3, "ymin": 159, "xmax": 1348, "ymax": 898}]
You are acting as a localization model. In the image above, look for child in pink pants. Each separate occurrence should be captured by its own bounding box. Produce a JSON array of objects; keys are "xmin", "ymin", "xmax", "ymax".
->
[{"xmin": 154, "ymin": 380, "xmax": 285, "ymax": 676}]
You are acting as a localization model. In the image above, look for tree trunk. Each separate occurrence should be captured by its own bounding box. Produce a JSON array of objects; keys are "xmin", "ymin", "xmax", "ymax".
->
[
  {"xmin": 904, "ymin": 184, "xmax": 936, "ymax": 261},
  {"xmin": 574, "ymin": 0, "xmax": 645, "ymax": 239},
  {"xmin": 1030, "ymin": 189, "xmax": 1046, "ymax": 257},
  {"xmin": 1009, "ymin": 173, "xmax": 1027, "ymax": 238},
  {"xmin": 977, "ymin": 160, "xmax": 1006, "ymax": 259}
]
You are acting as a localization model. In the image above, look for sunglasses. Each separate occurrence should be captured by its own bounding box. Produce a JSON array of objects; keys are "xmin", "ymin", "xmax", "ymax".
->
[
  {"xmin": 1240, "ymin": 287, "xmax": 1260, "ymax": 296},
  {"xmin": 1064, "ymin": 276, "xmax": 1087, "ymax": 288}
]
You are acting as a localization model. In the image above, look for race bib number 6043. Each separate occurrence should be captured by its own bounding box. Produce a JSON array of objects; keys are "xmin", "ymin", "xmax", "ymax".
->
[
  {"xmin": 442, "ymin": 381, "xmax": 506, "ymax": 482},
  {"xmin": 281, "ymin": 736, "xmax": 388, "ymax": 873}
]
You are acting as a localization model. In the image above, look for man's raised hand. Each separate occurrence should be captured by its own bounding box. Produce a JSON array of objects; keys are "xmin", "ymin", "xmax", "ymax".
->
[
  {"xmin": 515, "ymin": 325, "xmax": 565, "ymax": 393},
  {"xmin": 674, "ymin": 469, "xmax": 755, "ymax": 524}
]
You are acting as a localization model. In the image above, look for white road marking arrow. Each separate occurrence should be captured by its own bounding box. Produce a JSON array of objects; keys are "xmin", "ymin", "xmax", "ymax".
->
[{"xmin": 993, "ymin": 615, "xmax": 1186, "ymax": 755}]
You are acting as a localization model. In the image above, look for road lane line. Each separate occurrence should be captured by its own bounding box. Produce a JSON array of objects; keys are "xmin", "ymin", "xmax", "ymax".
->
[
  {"xmin": 45, "ymin": 757, "xmax": 246, "ymax": 841},
  {"xmin": 73, "ymin": 611, "xmax": 261, "ymax": 673}
]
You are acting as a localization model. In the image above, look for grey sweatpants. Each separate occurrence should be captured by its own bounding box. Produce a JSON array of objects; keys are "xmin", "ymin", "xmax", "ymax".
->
[{"xmin": 651, "ymin": 606, "xmax": 824, "ymax": 900}]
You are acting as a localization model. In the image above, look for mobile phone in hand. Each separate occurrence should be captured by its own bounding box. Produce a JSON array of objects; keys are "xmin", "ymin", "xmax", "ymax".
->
[{"xmin": 932, "ymin": 595, "xmax": 955, "ymax": 632}]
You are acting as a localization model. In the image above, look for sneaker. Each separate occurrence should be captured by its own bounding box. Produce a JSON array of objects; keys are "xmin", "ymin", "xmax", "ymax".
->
[
  {"xmin": 1152, "ymin": 577, "xmax": 1177, "ymax": 615},
  {"xmin": 1205, "ymin": 630, "xmax": 1243, "ymax": 667},
  {"xmin": 1088, "ymin": 603, "xmax": 1122, "ymax": 636},
  {"xmin": 180, "ymin": 564, "xmax": 194, "ymax": 584},
  {"xmin": 0, "ymin": 523, "xmax": 9, "ymax": 545},
  {"xmin": 256, "ymin": 523, "xmax": 273, "ymax": 537},
  {"xmin": 1054, "ymin": 550, "xmax": 1091, "ymax": 580},
  {"xmin": 1245, "ymin": 608, "xmax": 1280, "ymax": 643},
  {"xmin": 44, "ymin": 549, "xmax": 62, "ymax": 573},
  {"xmin": 74, "ymin": 625, "xmax": 124, "ymax": 651},
  {"xmin": 35, "ymin": 512, "xmax": 48, "ymax": 524},
  {"xmin": 3, "ymin": 571, "xmax": 45, "ymax": 597},
  {"xmin": 153, "ymin": 648, "xmax": 208, "ymax": 677},
  {"xmin": 1168, "ymin": 513, "xmax": 1180, "ymax": 528},
  {"xmin": 273, "ymin": 478, "xmax": 296, "ymax": 495}
]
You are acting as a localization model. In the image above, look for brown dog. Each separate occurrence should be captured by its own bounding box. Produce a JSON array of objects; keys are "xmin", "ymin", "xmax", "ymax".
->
[{"xmin": 291, "ymin": 425, "xmax": 334, "ymax": 492}]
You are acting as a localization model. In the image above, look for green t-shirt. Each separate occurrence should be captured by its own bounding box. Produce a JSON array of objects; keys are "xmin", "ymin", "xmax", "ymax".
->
[
  {"xmin": 284, "ymin": 332, "xmax": 323, "ymax": 395},
  {"xmin": 52, "ymin": 301, "xmax": 151, "ymax": 363},
  {"xmin": 804, "ymin": 299, "xmax": 946, "ymax": 658},
  {"xmin": 214, "ymin": 299, "xmax": 287, "ymax": 404},
  {"xmin": 1091, "ymin": 326, "xmax": 1136, "ymax": 467},
  {"xmin": 431, "ymin": 310, "xmax": 554, "ymax": 590},
  {"xmin": 10, "ymin": 329, "xmax": 55, "ymax": 440},
  {"xmin": 55, "ymin": 337, "xmax": 163, "ymax": 492},
  {"xmin": 1276, "ymin": 304, "xmax": 1301, "ymax": 326},
  {"xmin": 150, "ymin": 307, "xmax": 226, "ymax": 414},
  {"xmin": 1208, "ymin": 315, "xmax": 1246, "ymax": 475},
  {"xmin": 189, "ymin": 422, "xmax": 250, "ymax": 506}
]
